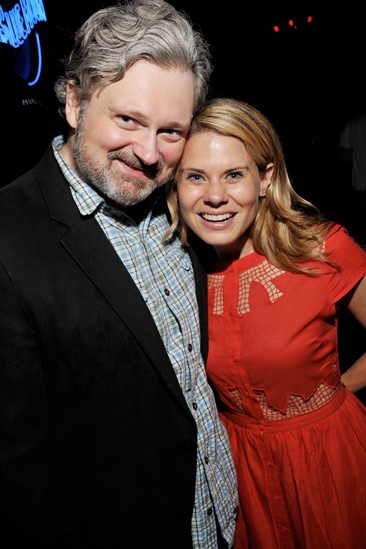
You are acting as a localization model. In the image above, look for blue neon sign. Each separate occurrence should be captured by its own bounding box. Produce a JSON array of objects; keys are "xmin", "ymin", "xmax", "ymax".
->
[{"xmin": 0, "ymin": 0, "xmax": 47, "ymax": 86}]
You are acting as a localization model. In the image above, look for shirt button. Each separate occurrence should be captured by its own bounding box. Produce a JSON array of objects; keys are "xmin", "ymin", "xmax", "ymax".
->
[
  {"xmin": 164, "ymin": 288, "xmax": 170, "ymax": 296},
  {"xmin": 204, "ymin": 456, "xmax": 209, "ymax": 464},
  {"xmin": 188, "ymin": 343, "xmax": 193, "ymax": 352},
  {"xmin": 207, "ymin": 507, "xmax": 213, "ymax": 516},
  {"xmin": 192, "ymin": 402, "xmax": 198, "ymax": 410}
]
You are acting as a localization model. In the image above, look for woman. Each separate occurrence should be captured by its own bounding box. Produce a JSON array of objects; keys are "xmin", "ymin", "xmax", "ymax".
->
[{"xmin": 165, "ymin": 98, "xmax": 366, "ymax": 548}]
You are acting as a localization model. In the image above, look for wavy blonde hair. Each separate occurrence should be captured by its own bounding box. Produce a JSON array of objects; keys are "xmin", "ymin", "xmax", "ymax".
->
[{"xmin": 165, "ymin": 97, "xmax": 338, "ymax": 275}]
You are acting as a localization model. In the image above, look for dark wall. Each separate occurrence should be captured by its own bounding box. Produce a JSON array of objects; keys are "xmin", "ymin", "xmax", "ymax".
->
[{"xmin": 3, "ymin": 4, "xmax": 364, "ymax": 196}]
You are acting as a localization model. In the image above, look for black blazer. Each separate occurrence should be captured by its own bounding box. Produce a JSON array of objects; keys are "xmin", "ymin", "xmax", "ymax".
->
[{"xmin": 0, "ymin": 147, "xmax": 208, "ymax": 548}]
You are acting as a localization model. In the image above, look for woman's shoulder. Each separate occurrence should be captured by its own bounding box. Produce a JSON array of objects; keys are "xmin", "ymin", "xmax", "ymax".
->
[
  {"xmin": 325, "ymin": 223, "xmax": 366, "ymax": 273},
  {"xmin": 325, "ymin": 223, "xmax": 363, "ymax": 250}
]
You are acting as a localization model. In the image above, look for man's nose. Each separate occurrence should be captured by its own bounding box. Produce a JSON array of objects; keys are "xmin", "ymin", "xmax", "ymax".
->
[{"xmin": 131, "ymin": 130, "xmax": 159, "ymax": 165}]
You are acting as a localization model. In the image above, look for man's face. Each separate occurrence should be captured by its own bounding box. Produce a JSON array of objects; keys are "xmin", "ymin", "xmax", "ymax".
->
[{"xmin": 64, "ymin": 60, "xmax": 196, "ymax": 206}]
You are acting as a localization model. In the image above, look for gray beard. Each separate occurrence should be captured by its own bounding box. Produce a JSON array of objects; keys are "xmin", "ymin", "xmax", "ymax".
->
[{"xmin": 72, "ymin": 117, "xmax": 165, "ymax": 207}]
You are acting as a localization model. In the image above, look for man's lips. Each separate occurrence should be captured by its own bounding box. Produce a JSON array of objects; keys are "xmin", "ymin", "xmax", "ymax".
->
[{"xmin": 114, "ymin": 157, "xmax": 157, "ymax": 179}]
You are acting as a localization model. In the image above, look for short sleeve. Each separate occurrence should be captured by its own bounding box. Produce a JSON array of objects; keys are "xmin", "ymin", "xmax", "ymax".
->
[{"xmin": 325, "ymin": 224, "xmax": 366, "ymax": 303}]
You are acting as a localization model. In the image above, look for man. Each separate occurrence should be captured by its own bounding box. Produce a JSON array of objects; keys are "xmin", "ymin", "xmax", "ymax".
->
[
  {"xmin": 0, "ymin": 1, "xmax": 238, "ymax": 547},
  {"xmin": 339, "ymin": 111, "xmax": 366, "ymax": 247}
]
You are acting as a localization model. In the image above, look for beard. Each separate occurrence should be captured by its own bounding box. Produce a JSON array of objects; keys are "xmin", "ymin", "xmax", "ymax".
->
[{"xmin": 72, "ymin": 105, "xmax": 169, "ymax": 207}]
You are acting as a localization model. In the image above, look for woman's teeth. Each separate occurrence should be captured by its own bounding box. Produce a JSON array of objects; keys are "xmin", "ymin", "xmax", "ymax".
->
[{"xmin": 201, "ymin": 213, "xmax": 233, "ymax": 222}]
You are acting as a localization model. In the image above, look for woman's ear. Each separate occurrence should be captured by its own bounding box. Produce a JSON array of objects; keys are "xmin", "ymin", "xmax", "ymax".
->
[{"xmin": 260, "ymin": 162, "xmax": 274, "ymax": 197}]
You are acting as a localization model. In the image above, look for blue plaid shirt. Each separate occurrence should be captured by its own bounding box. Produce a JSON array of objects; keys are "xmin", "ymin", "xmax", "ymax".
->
[{"xmin": 52, "ymin": 136, "xmax": 238, "ymax": 547}]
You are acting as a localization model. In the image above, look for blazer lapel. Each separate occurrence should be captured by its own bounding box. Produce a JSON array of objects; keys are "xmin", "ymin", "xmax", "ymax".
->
[{"xmin": 35, "ymin": 149, "xmax": 193, "ymax": 414}]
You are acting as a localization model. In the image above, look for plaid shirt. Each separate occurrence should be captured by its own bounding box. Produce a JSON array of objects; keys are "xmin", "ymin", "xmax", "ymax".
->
[{"xmin": 52, "ymin": 137, "xmax": 238, "ymax": 547}]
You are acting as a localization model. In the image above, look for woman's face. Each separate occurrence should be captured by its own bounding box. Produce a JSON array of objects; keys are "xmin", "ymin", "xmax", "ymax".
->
[{"xmin": 177, "ymin": 131, "xmax": 273, "ymax": 261}]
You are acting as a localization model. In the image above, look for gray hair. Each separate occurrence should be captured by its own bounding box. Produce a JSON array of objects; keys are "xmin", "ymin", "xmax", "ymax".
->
[{"xmin": 54, "ymin": 0, "xmax": 212, "ymax": 117}]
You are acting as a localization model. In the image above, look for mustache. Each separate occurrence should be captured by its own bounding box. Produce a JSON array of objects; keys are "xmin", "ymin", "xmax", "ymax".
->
[{"xmin": 109, "ymin": 150, "xmax": 162, "ymax": 179}]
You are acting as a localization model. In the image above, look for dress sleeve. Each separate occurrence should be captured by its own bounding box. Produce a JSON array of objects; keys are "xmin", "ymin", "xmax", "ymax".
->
[{"xmin": 325, "ymin": 224, "xmax": 366, "ymax": 304}]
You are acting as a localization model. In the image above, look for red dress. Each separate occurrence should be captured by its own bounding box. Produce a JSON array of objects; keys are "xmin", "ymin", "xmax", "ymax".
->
[{"xmin": 206, "ymin": 225, "xmax": 366, "ymax": 549}]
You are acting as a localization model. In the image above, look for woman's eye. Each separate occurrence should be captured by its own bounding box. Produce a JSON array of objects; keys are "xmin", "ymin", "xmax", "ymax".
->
[
  {"xmin": 228, "ymin": 172, "xmax": 241, "ymax": 180},
  {"xmin": 183, "ymin": 173, "xmax": 202, "ymax": 182}
]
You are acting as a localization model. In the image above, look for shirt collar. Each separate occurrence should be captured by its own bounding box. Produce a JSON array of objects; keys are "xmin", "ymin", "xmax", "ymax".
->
[
  {"xmin": 51, "ymin": 135, "xmax": 163, "ymax": 224},
  {"xmin": 52, "ymin": 135, "xmax": 104, "ymax": 217}
]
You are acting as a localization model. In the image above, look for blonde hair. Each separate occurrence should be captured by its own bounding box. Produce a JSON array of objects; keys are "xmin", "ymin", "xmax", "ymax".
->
[{"xmin": 165, "ymin": 97, "xmax": 337, "ymax": 275}]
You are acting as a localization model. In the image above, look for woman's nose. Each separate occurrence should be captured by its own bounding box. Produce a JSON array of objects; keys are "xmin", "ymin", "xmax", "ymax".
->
[{"xmin": 204, "ymin": 179, "xmax": 228, "ymax": 204}]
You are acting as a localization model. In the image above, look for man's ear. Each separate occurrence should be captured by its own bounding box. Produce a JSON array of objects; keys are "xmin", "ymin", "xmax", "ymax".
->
[{"xmin": 65, "ymin": 82, "xmax": 81, "ymax": 129}]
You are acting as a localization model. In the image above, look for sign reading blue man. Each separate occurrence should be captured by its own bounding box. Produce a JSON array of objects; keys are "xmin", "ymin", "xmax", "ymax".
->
[{"xmin": 0, "ymin": 0, "xmax": 47, "ymax": 86}]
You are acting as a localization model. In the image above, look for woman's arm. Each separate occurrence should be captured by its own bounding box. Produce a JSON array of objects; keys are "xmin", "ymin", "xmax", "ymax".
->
[{"xmin": 340, "ymin": 275, "xmax": 366, "ymax": 393}]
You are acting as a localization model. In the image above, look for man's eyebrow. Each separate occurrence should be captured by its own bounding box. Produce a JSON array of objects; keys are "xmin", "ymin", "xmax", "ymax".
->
[{"xmin": 113, "ymin": 108, "xmax": 190, "ymax": 130}]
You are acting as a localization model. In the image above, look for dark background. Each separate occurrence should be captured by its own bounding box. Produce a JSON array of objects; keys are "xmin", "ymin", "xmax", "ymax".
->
[
  {"xmin": 4, "ymin": 4, "xmax": 365, "ymax": 215},
  {"xmin": 2, "ymin": 2, "xmax": 365, "ymax": 402}
]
